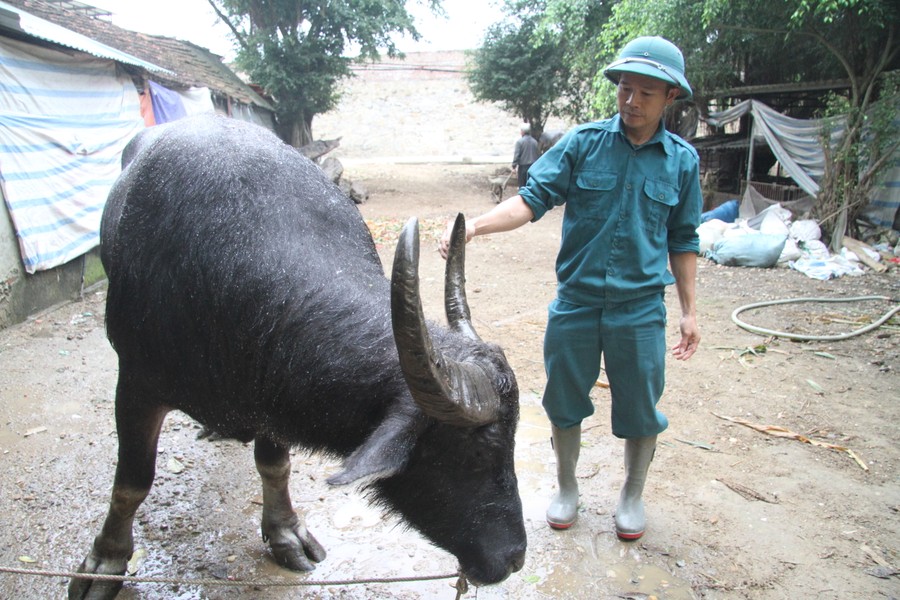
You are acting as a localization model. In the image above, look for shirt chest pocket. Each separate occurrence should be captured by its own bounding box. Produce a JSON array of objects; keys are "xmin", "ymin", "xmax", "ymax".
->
[
  {"xmin": 570, "ymin": 170, "xmax": 618, "ymax": 220},
  {"xmin": 642, "ymin": 179, "xmax": 679, "ymax": 234}
]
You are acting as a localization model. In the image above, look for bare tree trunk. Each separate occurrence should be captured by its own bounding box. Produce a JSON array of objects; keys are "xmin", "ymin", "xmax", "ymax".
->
[
  {"xmin": 275, "ymin": 114, "xmax": 314, "ymax": 149},
  {"xmin": 294, "ymin": 116, "xmax": 313, "ymax": 148}
]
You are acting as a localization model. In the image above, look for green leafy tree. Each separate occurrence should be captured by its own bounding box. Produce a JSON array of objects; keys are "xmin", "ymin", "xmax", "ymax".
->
[
  {"xmin": 598, "ymin": 0, "xmax": 842, "ymax": 102},
  {"xmin": 784, "ymin": 0, "xmax": 899, "ymax": 243},
  {"xmin": 465, "ymin": 1, "xmax": 571, "ymax": 139},
  {"xmin": 595, "ymin": 0, "xmax": 898, "ymax": 239},
  {"xmin": 586, "ymin": 0, "xmax": 701, "ymax": 119},
  {"xmin": 533, "ymin": 0, "xmax": 613, "ymax": 122},
  {"xmin": 209, "ymin": 0, "xmax": 440, "ymax": 147},
  {"xmin": 819, "ymin": 74, "xmax": 898, "ymax": 245}
]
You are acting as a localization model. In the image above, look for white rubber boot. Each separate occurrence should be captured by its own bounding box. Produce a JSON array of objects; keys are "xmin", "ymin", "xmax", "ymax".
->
[
  {"xmin": 546, "ymin": 424, "xmax": 581, "ymax": 530},
  {"xmin": 615, "ymin": 435, "xmax": 657, "ymax": 540}
]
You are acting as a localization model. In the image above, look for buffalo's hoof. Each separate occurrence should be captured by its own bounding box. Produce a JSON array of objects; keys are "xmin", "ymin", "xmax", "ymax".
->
[
  {"xmin": 263, "ymin": 522, "xmax": 327, "ymax": 572},
  {"xmin": 67, "ymin": 553, "xmax": 127, "ymax": 600}
]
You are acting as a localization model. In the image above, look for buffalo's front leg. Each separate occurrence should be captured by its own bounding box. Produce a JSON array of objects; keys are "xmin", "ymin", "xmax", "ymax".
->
[
  {"xmin": 255, "ymin": 436, "xmax": 326, "ymax": 570},
  {"xmin": 69, "ymin": 395, "xmax": 167, "ymax": 600}
]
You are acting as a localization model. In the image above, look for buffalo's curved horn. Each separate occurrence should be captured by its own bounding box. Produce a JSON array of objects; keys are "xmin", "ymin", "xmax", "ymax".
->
[
  {"xmin": 444, "ymin": 213, "xmax": 481, "ymax": 341},
  {"xmin": 391, "ymin": 217, "xmax": 501, "ymax": 427}
]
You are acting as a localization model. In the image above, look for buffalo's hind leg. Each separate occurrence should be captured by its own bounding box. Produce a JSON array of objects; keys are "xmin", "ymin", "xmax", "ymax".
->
[
  {"xmin": 69, "ymin": 384, "xmax": 168, "ymax": 600},
  {"xmin": 255, "ymin": 436, "xmax": 326, "ymax": 571}
]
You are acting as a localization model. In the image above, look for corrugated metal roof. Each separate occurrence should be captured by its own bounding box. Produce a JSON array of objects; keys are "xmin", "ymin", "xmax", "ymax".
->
[
  {"xmin": 710, "ymin": 79, "xmax": 851, "ymax": 99},
  {"xmin": 0, "ymin": 0, "xmax": 171, "ymax": 73},
  {"xmin": 39, "ymin": 0, "xmax": 108, "ymax": 18}
]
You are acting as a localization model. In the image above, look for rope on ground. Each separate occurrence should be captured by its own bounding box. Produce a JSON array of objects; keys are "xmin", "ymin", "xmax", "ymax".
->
[
  {"xmin": 731, "ymin": 295, "xmax": 900, "ymax": 341},
  {"xmin": 0, "ymin": 564, "xmax": 462, "ymax": 589}
]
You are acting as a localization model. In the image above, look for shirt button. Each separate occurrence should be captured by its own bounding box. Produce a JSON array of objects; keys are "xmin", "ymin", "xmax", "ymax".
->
[
  {"xmin": 658, "ymin": 193, "xmax": 664, "ymax": 199},
  {"xmin": 626, "ymin": 184, "xmax": 632, "ymax": 190}
]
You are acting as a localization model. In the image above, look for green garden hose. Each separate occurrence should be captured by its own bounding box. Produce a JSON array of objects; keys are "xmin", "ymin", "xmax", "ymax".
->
[{"xmin": 731, "ymin": 295, "xmax": 900, "ymax": 341}]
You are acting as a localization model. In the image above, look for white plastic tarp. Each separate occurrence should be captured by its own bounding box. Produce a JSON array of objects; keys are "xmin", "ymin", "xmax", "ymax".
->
[
  {"xmin": 704, "ymin": 99, "xmax": 845, "ymax": 197},
  {"xmin": 706, "ymin": 99, "xmax": 898, "ymax": 230},
  {"xmin": 0, "ymin": 37, "xmax": 144, "ymax": 273},
  {"xmin": 864, "ymin": 112, "xmax": 900, "ymax": 229},
  {"xmin": 178, "ymin": 86, "xmax": 215, "ymax": 116}
]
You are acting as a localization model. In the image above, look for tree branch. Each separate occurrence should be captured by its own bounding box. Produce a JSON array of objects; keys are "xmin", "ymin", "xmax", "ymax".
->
[
  {"xmin": 713, "ymin": 23, "xmax": 860, "ymax": 100},
  {"xmin": 859, "ymin": 140, "xmax": 900, "ymax": 189},
  {"xmin": 207, "ymin": 0, "xmax": 247, "ymax": 50}
]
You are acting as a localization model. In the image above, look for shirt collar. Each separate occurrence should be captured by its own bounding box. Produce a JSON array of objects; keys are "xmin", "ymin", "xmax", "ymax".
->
[{"xmin": 608, "ymin": 114, "xmax": 673, "ymax": 157}]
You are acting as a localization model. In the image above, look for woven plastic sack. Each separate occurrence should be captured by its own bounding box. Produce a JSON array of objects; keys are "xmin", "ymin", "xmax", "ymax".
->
[
  {"xmin": 789, "ymin": 220, "xmax": 822, "ymax": 242},
  {"xmin": 706, "ymin": 234, "xmax": 788, "ymax": 268}
]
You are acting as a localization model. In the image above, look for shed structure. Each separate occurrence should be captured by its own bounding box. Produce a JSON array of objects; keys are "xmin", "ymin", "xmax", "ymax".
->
[{"xmin": 0, "ymin": 0, "xmax": 274, "ymax": 328}]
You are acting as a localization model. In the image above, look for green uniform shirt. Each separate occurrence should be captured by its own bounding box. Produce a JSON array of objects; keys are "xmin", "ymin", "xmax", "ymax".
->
[{"xmin": 520, "ymin": 115, "xmax": 702, "ymax": 306}]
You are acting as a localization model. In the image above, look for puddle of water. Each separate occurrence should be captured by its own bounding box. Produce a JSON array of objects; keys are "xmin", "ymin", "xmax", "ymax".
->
[
  {"xmin": 0, "ymin": 425, "xmax": 18, "ymax": 448},
  {"xmin": 534, "ymin": 531, "xmax": 696, "ymax": 599},
  {"xmin": 230, "ymin": 487, "xmax": 463, "ymax": 598},
  {"xmin": 515, "ymin": 398, "xmax": 555, "ymax": 527},
  {"xmin": 516, "ymin": 397, "xmax": 551, "ymax": 449},
  {"xmin": 605, "ymin": 559, "xmax": 696, "ymax": 599},
  {"xmin": 515, "ymin": 394, "xmax": 695, "ymax": 600},
  {"xmin": 49, "ymin": 390, "xmax": 694, "ymax": 600},
  {"xmin": 43, "ymin": 399, "xmax": 83, "ymax": 415},
  {"xmin": 515, "ymin": 397, "xmax": 551, "ymax": 477},
  {"xmin": 331, "ymin": 496, "xmax": 383, "ymax": 529}
]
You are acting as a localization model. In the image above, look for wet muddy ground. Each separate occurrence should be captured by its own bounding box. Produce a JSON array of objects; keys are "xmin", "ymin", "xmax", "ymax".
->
[{"xmin": 1, "ymin": 161, "xmax": 898, "ymax": 599}]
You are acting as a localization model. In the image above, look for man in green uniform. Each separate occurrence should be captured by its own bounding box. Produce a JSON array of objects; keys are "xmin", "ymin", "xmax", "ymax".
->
[{"xmin": 440, "ymin": 36, "xmax": 701, "ymax": 539}]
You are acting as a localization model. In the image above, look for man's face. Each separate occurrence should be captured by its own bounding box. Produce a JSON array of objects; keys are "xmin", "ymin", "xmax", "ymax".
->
[{"xmin": 616, "ymin": 72, "xmax": 679, "ymax": 140}]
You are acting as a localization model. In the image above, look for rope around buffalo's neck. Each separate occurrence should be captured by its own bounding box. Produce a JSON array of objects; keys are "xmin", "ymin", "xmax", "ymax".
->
[
  {"xmin": 731, "ymin": 295, "xmax": 900, "ymax": 341},
  {"xmin": 0, "ymin": 565, "xmax": 468, "ymax": 597}
]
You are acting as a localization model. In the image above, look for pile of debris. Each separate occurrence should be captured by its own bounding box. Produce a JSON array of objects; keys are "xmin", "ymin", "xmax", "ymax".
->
[
  {"xmin": 699, "ymin": 199, "xmax": 898, "ymax": 280},
  {"xmin": 300, "ymin": 138, "xmax": 369, "ymax": 204}
]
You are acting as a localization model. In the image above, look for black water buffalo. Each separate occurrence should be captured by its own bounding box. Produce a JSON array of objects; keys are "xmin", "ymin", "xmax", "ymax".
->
[
  {"xmin": 69, "ymin": 115, "xmax": 525, "ymax": 599},
  {"xmin": 539, "ymin": 129, "xmax": 566, "ymax": 154}
]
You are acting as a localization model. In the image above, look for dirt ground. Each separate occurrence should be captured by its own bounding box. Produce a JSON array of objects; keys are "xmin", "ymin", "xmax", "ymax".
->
[{"xmin": 1, "ymin": 57, "xmax": 899, "ymax": 599}]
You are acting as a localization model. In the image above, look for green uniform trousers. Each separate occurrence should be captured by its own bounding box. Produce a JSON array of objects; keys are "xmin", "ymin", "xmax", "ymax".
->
[{"xmin": 542, "ymin": 294, "xmax": 669, "ymax": 438}]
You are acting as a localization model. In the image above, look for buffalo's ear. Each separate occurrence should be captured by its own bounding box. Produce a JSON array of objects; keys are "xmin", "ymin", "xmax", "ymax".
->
[{"xmin": 326, "ymin": 411, "xmax": 427, "ymax": 486}]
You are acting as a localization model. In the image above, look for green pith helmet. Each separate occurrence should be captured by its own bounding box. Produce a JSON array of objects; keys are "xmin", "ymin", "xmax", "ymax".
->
[{"xmin": 604, "ymin": 36, "xmax": 692, "ymax": 100}]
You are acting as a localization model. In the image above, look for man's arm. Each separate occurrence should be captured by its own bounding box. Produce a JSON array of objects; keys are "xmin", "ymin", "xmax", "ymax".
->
[
  {"xmin": 512, "ymin": 138, "xmax": 523, "ymax": 168},
  {"xmin": 669, "ymin": 251, "xmax": 700, "ymax": 360},
  {"xmin": 439, "ymin": 195, "xmax": 535, "ymax": 259}
]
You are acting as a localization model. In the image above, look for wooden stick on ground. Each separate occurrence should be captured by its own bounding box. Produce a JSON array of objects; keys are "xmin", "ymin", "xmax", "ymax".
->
[
  {"xmin": 842, "ymin": 236, "xmax": 887, "ymax": 273},
  {"xmin": 712, "ymin": 413, "xmax": 869, "ymax": 471}
]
